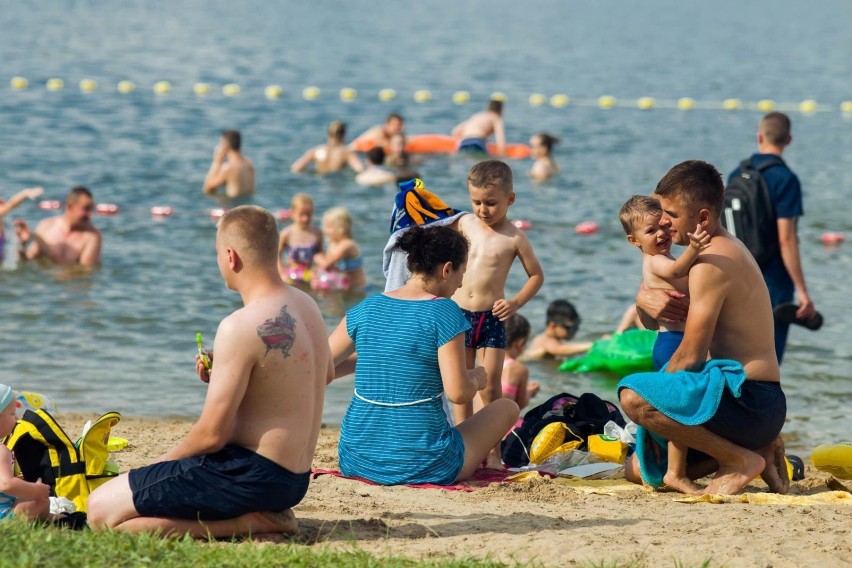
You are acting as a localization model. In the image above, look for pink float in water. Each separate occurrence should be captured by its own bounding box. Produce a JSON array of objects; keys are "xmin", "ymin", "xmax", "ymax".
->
[
  {"xmin": 95, "ymin": 203, "xmax": 119, "ymax": 215},
  {"xmin": 575, "ymin": 221, "xmax": 599, "ymax": 235},
  {"xmin": 151, "ymin": 206, "xmax": 174, "ymax": 217},
  {"xmin": 209, "ymin": 208, "xmax": 228, "ymax": 220},
  {"xmin": 821, "ymin": 232, "xmax": 845, "ymax": 245},
  {"xmin": 512, "ymin": 219, "xmax": 533, "ymax": 231},
  {"xmin": 38, "ymin": 200, "xmax": 61, "ymax": 210},
  {"xmin": 276, "ymin": 209, "xmax": 292, "ymax": 221}
]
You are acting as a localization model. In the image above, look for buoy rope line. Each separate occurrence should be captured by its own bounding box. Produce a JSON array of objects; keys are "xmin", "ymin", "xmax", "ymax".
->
[{"xmin": 6, "ymin": 77, "xmax": 850, "ymax": 114}]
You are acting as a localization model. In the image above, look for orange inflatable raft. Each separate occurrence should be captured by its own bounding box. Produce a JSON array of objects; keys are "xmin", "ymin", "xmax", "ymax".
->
[{"xmin": 353, "ymin": 134, "xmax": 531, "ymax": 160}]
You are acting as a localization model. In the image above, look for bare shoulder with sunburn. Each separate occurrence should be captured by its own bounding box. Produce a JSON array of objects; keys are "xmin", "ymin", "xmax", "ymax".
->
[
  {"xmin": 226, "ymin": 157, "xmax": 255, "ymax": 197},
  {"xmin": 699, "ymin": 234, "xmax": 780, "ymax": 382},
  {"xmin": 452, "ymin": 214, "xmax": 520, "ymax": 311},
  {"xmin": 456, "ymin": 111, "xmax": 495, "ymax": 139},
  {"xmin": 229, "ymin": 285, "xmax": 329, "ymax": 473}
]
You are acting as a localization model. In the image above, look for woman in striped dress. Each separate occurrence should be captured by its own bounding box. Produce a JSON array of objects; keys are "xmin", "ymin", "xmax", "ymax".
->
[{"xmin": 328, "ymin": 226, "xmax": 519, "ymax": 485}]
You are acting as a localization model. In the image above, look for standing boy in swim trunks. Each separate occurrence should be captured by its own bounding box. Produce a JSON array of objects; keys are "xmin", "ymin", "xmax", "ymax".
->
[
  {"xmin": 88, "ymin": 206, "xmax": 332, "ymax": 538},
  {"xmin": 451, "ymin": 160, "xmax": 544, "ymax": 467},
  {"xmin": 452, "ymin": 99, "xmax": 506, "ymax": 156},
  {"xmin": 619, "ymin": 194, "xmax": 710, "ymax": 494}
]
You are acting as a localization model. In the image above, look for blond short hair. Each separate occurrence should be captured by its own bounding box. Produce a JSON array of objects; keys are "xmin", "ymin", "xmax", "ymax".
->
[
  {"xmin": 218, "ymin": 205, "xmax": 279, "ymax": 266},
  {"xmin": 290, "ymin": 193, "xmax": 314, "ymax": 211},
  {"xmin": 618, "ymin": 195, "xmax": 662, "ymax": 235},
  {"xmin": 467, "ymin": 160, "xmax": 513, "ymax": 194},
  {"xmin": 323, "ymin": 207, "xmax": 353, "ymax": 238}
]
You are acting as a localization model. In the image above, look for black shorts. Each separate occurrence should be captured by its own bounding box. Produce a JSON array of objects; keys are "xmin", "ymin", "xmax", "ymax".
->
[
  {"xmin": 462, "ymin": 309, "xmax": 506, "ymax": 349},
  {"xmin": 129, "ymin": 445, "xmax": 310, "ymax": 521}
]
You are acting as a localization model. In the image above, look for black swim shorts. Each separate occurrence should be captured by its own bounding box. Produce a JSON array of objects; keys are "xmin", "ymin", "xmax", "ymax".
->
[
  {"xmin": 462, "ymin": 308, "xmax": 507, "ymax": 350},
  {"xmin": 702, "ymin": 380, "xmax": 786, "ymax": 450},
  {"xmin": 129, "ymin": 444, "xmax": 310, "ymax": 521}
]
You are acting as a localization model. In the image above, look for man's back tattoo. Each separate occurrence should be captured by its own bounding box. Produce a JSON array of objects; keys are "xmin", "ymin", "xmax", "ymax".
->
[{"xmin": 257, "ymin": 305, "xmax": 297, "ymax": 358}]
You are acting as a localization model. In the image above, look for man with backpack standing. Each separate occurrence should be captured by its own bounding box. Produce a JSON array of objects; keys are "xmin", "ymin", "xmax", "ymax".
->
[{"xmin": 726, "ymin": 112, "xmax": 817, "ymax": 363}]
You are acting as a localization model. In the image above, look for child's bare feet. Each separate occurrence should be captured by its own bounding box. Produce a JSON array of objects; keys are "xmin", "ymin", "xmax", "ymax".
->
[{"xmin": 663, "ymin": 471, "xmax": 704, "ymax": 495}]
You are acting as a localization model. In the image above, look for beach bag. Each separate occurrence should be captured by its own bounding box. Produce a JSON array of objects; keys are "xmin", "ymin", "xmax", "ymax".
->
[
  {"xmin": 722, "ymin": 157, "xmax": 783, "ymax": 266},
  {"xmin": 4, "ymin": 409, "xmax": 121, "ymax": 513},
  {"xmin": 501, "ymin": 392, "xmax": 626, "ymax": 467}
]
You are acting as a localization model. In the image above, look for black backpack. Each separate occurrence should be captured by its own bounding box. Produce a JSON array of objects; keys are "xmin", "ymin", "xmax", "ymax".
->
[
  {"xmin": 500, "ymin": 392, "xmax": 626, "ymax": 467},
  {"xmin": 722, "ymin": 156, "xmax": 783, "ymax": 266}
]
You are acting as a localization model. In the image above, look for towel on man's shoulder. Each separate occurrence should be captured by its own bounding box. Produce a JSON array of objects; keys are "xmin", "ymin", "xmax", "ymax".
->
[
  {"xmin": 616, "ymin": 359, "xmax": 747, "ymax": 487},
  {"xmin": 383, "ymin": 178, "xmax": 467, "ymax": 292}
]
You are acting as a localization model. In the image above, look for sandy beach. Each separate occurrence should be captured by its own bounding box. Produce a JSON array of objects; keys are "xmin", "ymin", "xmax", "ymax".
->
[{"xmin": 58, "ymin": 412, "xmax": 851, "ymax": 567}]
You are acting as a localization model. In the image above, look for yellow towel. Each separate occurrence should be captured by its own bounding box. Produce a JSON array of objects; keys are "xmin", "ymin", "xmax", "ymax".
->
[{"xmin": 675, "ymin": 491, "xmax": 852, "ymax": 506}]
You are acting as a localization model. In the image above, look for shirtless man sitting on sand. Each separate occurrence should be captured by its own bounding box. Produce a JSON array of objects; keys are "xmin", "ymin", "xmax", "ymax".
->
[
  {"xmin": 622, "ymin": 160, "xmax": 788, "ymax": 496},
  {"xmin": 203, "ymin": 130, "xmax": 255, "ymax": 198},
  {"xmin": 88, "ymin": 205, "xmax": 332, "ymax": 539},
  {"xmin": 349, "ymin": 113, "xmax": 404, "ymax": 151},
  {"xmin": 452, "ymin": 99, "xmax": 506, "ymax": 156},
  {"xmin": 15, "ymin": 186, "xmax": 101, "ymax": 266}
]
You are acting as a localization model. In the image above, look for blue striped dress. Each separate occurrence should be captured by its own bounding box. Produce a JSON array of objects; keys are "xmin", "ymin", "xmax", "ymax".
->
[{"xmin": 338, "ymin": 294, "xmax": 470, "ymax": 485}]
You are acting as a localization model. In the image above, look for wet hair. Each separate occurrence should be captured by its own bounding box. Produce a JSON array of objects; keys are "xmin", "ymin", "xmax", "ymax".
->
[
  {"xmin": 488, "ymin": 99, "xmax": 504, "ymax": 115},
  {"xmin": 387, "ymin": 113, "xmax": 404, "ymax": 123},
  {"xmin": 533, "ymin": 132, "xmax": 560, "ymax": 153},
  {"xmin": 546, "ymin": 299, "xmax": 581, "ymax": 335},
  {"xmin": 323, "ymin": 207, "xmax": 353, "ymax": 238},
  {"xmin": 366, "ymin": 146, "xmax": 386, "ymax": 166},
  {"xmin": 66, "ymin": 186, "xmax": 93, "ymax": 205},
  {"xmin": 290, "ymin": 193, "xmax": 314, "ymax": 211},
  {"xmin": 222, "ymin": 130, "xmax": 241, "ymax": 151},
  {"xmin": 654, "ymin": 160, "xmax": 724, "ymax": 217},
  {"xmin": 467, "ymin": 160, "xmax": 513, "ymax": 194},
  {"xmin": 505, "ymin": 314, "xmax": 531, "ymax": 346},
  {"xmin": 327, "ymin": 120, "xmax": 347, "ymax": 142},
  {"xmin": 760, "ymin": 112, "xmax": 792, "ymax": 147},
  {"xmin": 618, "ymin": 195, "xmax": 662, "ymax": 235},
  {"xmin": 218, "ymin": 205, "xmax": 279, "ymax": 266},
  {"xmin": 395, "ymin": 225, "xmax": 469, "ymax": 276}
]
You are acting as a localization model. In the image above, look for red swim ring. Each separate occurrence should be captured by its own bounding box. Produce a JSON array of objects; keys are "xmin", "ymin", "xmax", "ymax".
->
[
  {"xmin": 512, "ymin": 219, "xmax": 533, "ymax": 231},
  {"xmin": 95, "ymin": 203, "xmax": 119, "ymax": 215},
  {"xmin": 151, "ymin": 206, "xmax": 174, "ymax": 217},
  {"xmin": 575, "ymin": 221, "xmax": 599, "ymax": 235},
  {"xmin": 821, "ymin": 232, "xmax": 845, "ymax": 245},
  {"xmin": 276, "ymin": 209, "xmax": 292, "ymax": 221},
  {"xmin": 38, "ymin": 200, "xmax": 61, "ymax": 210}
]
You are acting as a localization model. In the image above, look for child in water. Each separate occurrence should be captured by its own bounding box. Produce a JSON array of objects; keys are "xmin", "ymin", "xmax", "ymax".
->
[
  {"xmin": 312, "ymin": 207, "xmax": 366, "ymax": 291},
  {"xmin": 619, "ymin": 194, "xmax": 710, "ymax": 495},
  {"xmin": 278, "ymin": 193, "xmax": 323, "ymax": 285},
  {"xmin": 0, "ymin": 187, "xmax": 43, "ymax": 263},
  {"xmin": 529, "ymin": 133, "xmax": 559, "ymax": 181},
  {"xmin": 0, "ymin": 383, "xmax": 50, "ymax": 521},
  {"xmin": 502, "ymin": 314, "xmax": 540, "ymax": 410},
  {"xmin": 523, "ymin": 299, "xmax": 593, "ymax": 360}
]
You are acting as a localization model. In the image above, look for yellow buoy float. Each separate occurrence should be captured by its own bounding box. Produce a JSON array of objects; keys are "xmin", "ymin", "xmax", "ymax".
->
[
  {"xmin": 529, "ymin": 93, "xmax": 546, "ymax": 107},
  {"xmin": 637, "ymin": 97, "xmax": 655, "ymax": 110},
  {"xmin": 550, "ymin": 94, "xmax": 570, "ymax": 108},
  {"xmin": 677, "ymin": 97, "xmax": 695, "ymax": 110},
  {"xmin": 193, "ymin": 83, "xmax": 211, "ymax": 96},
  {"xmin": 378, "ymin": 88, "xmax": 396, "ymax": 101},
  {"xmin": 117, "ymin": 80, "xmax": 136, "ymax": 94},
  {"xmin": 452, "ymin": 90, "xmax": 470, "ymax": 105},
  {"xmin": 79, "ymin": 79, "xmax": 97, "ymax": 92},
  {"xmin": 302, "ymin": 86, "xmax": 320, "ymax": 100},
  {"xmin": 46, "ymin": 78, "xmax": 65, "ymax": 91},
  {"xmin": 222, "ymin": 83, "xmax": 240, "ymax": 97},
  {"xmin": 840, "ymin": 101, "xmax": 852, "ymax": 114},
  {"xmin": 799, "ymin": 99, "xmax": 817, "ymax": 113},
  {"xmin": 757, "ymin": 99, "xmax": 775, "ymax": 112},
  {"xmin": 339, "ymin": 87, "xmax": 357, "ymax": 102},
  {"xmin": 598, "ymin": 95, "xmax": 616, "ymax": 109},
  {"xmin": 722, "ymin": 98, "xmax": 742, "ymax": 110},
  {"xmin": 811, "ymin": 442, "xmax": 852, "ymax": 479},
  {"xmin": 490, "ymin": 91, "xmax": 507, "ymax": 102},
  {"xmin": 10, "ymin": 76, "xmax": 28, "ymax": 90},
  {"xmin": 264, "ymin": 85, "xmax": 283, "ymax": 99},
  {"xmin": 413, "ymin": 89, "xmax": 432, "ymax": 103},
  {"xmin": 153, "ymin": 81, "xmax": 171, "ymax": 95}
]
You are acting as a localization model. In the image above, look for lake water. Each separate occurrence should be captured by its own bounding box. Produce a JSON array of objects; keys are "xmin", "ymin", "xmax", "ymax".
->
[{"xmin": 1, "ymin": 0, "xmax": 850, "ymax": 454}]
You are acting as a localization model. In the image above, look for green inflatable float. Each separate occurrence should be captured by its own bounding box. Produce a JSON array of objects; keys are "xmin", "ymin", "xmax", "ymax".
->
[{"xmin": 558, "ymin": 329, "xmax": 657, "ymax": 375}]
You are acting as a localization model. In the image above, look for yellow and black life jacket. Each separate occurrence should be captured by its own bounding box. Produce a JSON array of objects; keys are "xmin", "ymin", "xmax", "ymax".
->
[{"xmin": 4, "ymin": 409, "xmax": 120, "ymax": 512}]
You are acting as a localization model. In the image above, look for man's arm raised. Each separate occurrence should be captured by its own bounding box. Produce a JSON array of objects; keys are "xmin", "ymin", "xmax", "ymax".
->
[
  {"xmin": 665, "ymin": 261, "xmax": 725, "ymax": 373},
  {"xmin": 156, "ymin": 318, "xmax": 252, "ymax": 462}
]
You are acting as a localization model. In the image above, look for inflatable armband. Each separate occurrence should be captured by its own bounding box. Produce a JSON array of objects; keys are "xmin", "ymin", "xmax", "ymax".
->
[{"xmin": 559, "ymin": 329, "xmax": 657, "ymax": 376}]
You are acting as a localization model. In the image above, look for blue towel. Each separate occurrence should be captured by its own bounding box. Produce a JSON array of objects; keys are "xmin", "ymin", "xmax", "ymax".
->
[{"xmin": 617, "ymin": 359, "xmax": 747, "ymax": 487}]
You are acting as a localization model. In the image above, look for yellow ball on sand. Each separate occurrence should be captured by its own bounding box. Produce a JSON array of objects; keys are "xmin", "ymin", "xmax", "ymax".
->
[
  {"xmin": 452, "ymin": 90, "xmax": 470, "ymax": 105},
  {"xmin": 757, "ymin": 99, "xmax": 775, "ymax": 112},
  {"xmin": 798, "ymin": 99, "xmax": 817, "ymax": 113},
  {"xmin": 339, "ymin": 87, "xmax": 357, "ymax": 101},
  {"xmin": 117, "ymin": 80, "xmax": 136, "ymax": 94},
  {"xmin": 413, "ymin": 89, "xmax": 432, "ymax": 103},
  {"xmin": 490, "ymin": 91, "xmax": 507, "ymax": 102},
  {"xmin": 79, "ymin": 79, "xmax": 97, "ymax": 92},
  {"xmin": 193, "ymin": 83, "xmax": 211, "ymax": 96},
  {"xmin": 550, "ymin": 94, "xmax": 570, "ymax": 108},
  {"xmin": 722, "ymin": 98, "xmax": 742, "ymax": 110},
  {"xmin": 46, "ymin": 78, "xmax": 65, "ymax": 91},
  {"xmin": 677, "ymin": 97, "xmax": 695, "ymax": 110},
  {"xmin": 529, "ymin": 93, "xmax": 546, "ymax": 107},
  {"xmin": 10, "ymin": 76, "xmax": 28, "ymax": 90},
  {"xmin": 637, "ymin": 97, "xmax": 655, "ymax": 110},
  {"xmin": 264, "ymin": 85, "xmax": 283, "ymax": 99},
  {"xmin": 222, "ymin": 83, "xmax": 240, "ymax": 97},
  {"xmin": 303, "ymin": 86, "xmax": 321, "ymax": 100},
  {"xmin": 841, "ymin": 101, "xmax": 852, "ymax": 114},
  {"xmin": 153, "ymin": 81, "xmax": 171, "ymax": 94},
  {"xmin": 598, "ymin": 95, "xmax": 616, "ymax": 109},
  {"xmin": 378, "ymin": 88, "xmax": 396, "ymax": 101}
]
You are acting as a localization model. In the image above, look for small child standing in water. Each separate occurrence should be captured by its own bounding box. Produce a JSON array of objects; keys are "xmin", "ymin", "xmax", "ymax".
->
[
  {"xmin": 312, "ymin": 207, "xmax": 366, "ymax": 291},
  {"xmin": 619, "ymin": 194, "xmax": 710, "ymax": 494},
  {"xmin": 0, "ymin": 187, "xmax": 43, "ymax": 263},
  {"xmin": 451, "ymin": 160, "xmax": 544, "ymax": 467},
  {"xmin": 502, "ymin": 314, "xmax": 540, "ymax": 410},
  {"xmin": 529, "ymin": 133, "xmax": 559, "ymax": 181},
  {"xmin": 278, "ymin": 193, "xmax": 323, "ymax": 284}
]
